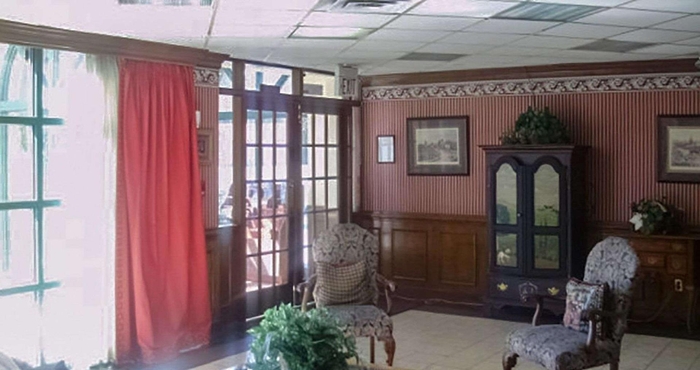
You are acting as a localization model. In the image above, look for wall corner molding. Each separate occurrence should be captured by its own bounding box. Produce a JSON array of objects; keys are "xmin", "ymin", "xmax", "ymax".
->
[
  {"xmin": 194, "ymin": 67, "xmax": 220, "ymax": 88},
  {"xmin": 362, "ymin": 72, "xmax": 700, "ymax": 101}
]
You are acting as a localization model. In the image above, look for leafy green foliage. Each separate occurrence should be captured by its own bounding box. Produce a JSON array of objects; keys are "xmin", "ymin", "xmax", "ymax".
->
[
  {"xmin": 630, "ymin": 198, "xmax": 680, "ymax": 235},
  {"xmin": 500, "ymin": 107, "xmax": 571, "ymax": 145},
  {"xmin": 247, "ymin": 304, "xmax": 357, "ymax": 370}
]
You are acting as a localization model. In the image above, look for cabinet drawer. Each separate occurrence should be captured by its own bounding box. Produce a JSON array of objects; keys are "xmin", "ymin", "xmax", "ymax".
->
[
  {"xmin": 667, "ymin": 255, "xmax": 687, "ymax": 275},
  {"xmin": 639, "ymin": 253, "xmax": 665, "ymax": 268},
  {"xmin": 629, "ymin": 239, "xmax": 671, "ymax": 252}
]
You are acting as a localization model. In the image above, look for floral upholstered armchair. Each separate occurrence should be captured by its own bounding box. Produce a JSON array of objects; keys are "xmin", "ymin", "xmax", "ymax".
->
[
  {"xmin": 296, "ymin": 223, "xmax": 397, "ymax": 366},
  {"xmin": 504, "ymin": 237, "xmax": 640, "ymax": 370}
]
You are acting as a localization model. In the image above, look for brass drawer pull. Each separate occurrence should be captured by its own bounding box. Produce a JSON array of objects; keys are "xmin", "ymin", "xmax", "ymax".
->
[
  {"xmin": 548, "ymin": 287, "xmax": 560, "ymax": 296},
  {"xmin": 497, "ymin": 283, "xmax": 508, "ymax": 291}
]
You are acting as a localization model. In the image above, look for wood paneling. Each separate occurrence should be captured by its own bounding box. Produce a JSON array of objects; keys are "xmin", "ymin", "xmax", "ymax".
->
[
  {"xmin": 354, "ymin": 211, "xmax": 487, "ymax": 301},
  {"xmin": 391, "ymin": 230, "xmax": 428, "ymax": 282},
  {"xmin": 0, "ymin": 19, "xmax": 227, "ymax": 68},
  {"xmin": 361, "ymin": 89, "xmax": 700, "ymax": 227},
  {"xmin": 362, "ymin": 58, "xmax": 699, "ymax": 87}
]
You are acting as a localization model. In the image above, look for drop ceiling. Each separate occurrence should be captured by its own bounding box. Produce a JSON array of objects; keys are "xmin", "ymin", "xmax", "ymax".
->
[{"xmin": 0, "ymin": 0, "xmax": 699, "ymax": 75}]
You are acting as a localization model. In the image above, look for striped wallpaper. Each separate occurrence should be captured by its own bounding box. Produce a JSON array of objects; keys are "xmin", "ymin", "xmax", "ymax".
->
[
  {"xmin": 361, "ymin": 89, "xmax": 700, "ymax": 226},
  {"xmin": 196, "ymin": 85, "xmax": 219, "ymax": 229}
]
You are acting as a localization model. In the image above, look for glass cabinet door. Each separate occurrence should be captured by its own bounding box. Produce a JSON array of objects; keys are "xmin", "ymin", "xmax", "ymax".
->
[
  {"xmin": 493, "ymin": 161, "xmax": 520, "ymax": 269},
  {"xmin": 532, "ymin": 162, "xmax": 564, "ymax": 271}
]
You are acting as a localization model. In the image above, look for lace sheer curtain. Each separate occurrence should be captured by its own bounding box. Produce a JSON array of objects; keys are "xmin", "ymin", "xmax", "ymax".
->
[{"xmin": 0, "ymin": 47, "xmax": 117, "ymax": 368}]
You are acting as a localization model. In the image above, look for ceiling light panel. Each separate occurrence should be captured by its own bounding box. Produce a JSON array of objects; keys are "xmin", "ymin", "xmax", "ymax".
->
[
  {"xmin": 540, "ymin": 23, "xmax": 633, "ymax": 39},
  {"xmin": 610, "ymin": 29, "xmax": 699, "ymax": 43},
  {"xmin": 576, "ymin": 8, "xmax": 683, "ymax": 28},
  {"xmin": 301, "ymin": 12, "xmax": 395, "ymax": 28},
  {"xmin": 621, "ymin": 0, "xmax": 700, "ymax": 14},
  {"xmin": 365, "ymin": 29, "xmax": 451, "ymax": 42},
  {"xmin": 386, "ymin": 15, "xmax": 481, "ymax": 31},
  {"xmin": 410, "ymin": 0, "xmax": 519, "ymax": 18},
  {"xmin": 464, "ymin": 19, "xmax": 560, "ymax": 34},
  {"xmin": 573, "ymin": 39, "xmax": 654, "ymax": 52},
  {"xmin": 494, "ymin": 2, "xmax": 602, "ymax": 22},
  {"xmin": 291, "ymin": 26, "xmax": 370, "ymax": 39},
  {"xmin": 653, "ymin": 16, "xmax": 700, "ymax": 32},
  {"xmin": 315, "ymin": 0, "xmax": 421, "ymax": 14}
]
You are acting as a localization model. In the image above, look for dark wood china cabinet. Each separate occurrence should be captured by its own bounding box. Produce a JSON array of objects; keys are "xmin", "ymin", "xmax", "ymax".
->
[{"xmin": 481, "ymin": 145, "xmax": 587, "ymax": 315}]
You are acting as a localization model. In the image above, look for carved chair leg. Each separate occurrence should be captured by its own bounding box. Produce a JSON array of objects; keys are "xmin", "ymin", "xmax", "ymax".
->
[
  {"xmin": 382, "ymin": 335, "xmax": 396, "ymax": 367},
  {"xmin": 610, "ymin": 361, "xmax": 619, "ymax": 370},
  {"xmin": 503, "ymin": 352, "xmax": 518, "ymax": 370},
  {"xmin": 369, "ymin": 336, "xmax": 375, "ymax": 364}
]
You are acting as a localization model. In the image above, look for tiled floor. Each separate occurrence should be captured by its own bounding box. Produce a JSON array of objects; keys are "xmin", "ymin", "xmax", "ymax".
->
[{"xmin": 192, "ymin": 310, "xmax": 700, "ymax": 370}]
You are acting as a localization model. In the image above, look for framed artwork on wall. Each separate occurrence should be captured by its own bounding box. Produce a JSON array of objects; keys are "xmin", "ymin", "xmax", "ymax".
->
[
  {"xmin": 658, "ymin": 115, "xmax": 700, "ymax": 183},
  {"xmin": 407, "ymin": 116, "xmax": 469, "ymax": 175},
  {"xmin": 197, "ymin": 129, "xmax": 213, "ymax": 165},
  {"xmin": 377, "ymin": 135, "xmax": 395, "ymax": 163}
]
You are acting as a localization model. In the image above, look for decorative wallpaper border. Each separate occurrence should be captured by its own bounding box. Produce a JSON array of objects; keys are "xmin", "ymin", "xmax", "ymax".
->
[
  {"xmin": 194, "ymin": 67, "xmax": 219, "ymax": 88},
  {"xmin": 362, "ymin": 73, "xmax": 700, "ymax": 101}
]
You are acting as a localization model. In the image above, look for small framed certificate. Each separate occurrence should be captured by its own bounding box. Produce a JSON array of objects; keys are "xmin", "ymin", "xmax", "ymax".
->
[{"xmin": 377, "ymin": 135, "xmax": 395, "ymax": 164}]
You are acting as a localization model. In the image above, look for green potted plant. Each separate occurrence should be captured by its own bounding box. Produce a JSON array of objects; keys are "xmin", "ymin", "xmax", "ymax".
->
[
  {"xmin": 500, "ymin": 107, "xmax": 571, "ymax": 145},
  {"xmin": 629, "ymin": 198, "xmax": 680, "ymax": 235},
  {"xmin": 246, "ymin": 304, "xmax": 357, "ymax": 370}
]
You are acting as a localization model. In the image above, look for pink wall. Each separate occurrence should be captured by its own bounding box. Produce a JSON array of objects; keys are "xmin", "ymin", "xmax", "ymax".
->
[{"xmin": 361, "ymin": 90, "xmax": 700, "ymax": 226}]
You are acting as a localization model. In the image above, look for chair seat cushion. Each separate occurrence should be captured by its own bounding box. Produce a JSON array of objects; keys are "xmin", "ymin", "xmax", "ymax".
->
[
  {"xmin": 507, "ymin": 325, "xmax": 619, "ymax": 370},
  {"xmin": 325, "ymin": 305, "xmax": 393, "ymax": 340}
]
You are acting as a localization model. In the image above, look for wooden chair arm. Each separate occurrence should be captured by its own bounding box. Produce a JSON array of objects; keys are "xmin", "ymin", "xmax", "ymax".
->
[
  {"xmin": 296, "ymin": 275, "xmax": 316, "ymax": 312},
  {"xmin": 376, "ymin": 274, "xmax": 396, "ymax": 314},
  {"xmin": 521, "ymin": 293, "xmax": 565, "ymax": 327},
  {"xmin": 581, "ymin": 308, "xmax": 621, "ymax": 349}
]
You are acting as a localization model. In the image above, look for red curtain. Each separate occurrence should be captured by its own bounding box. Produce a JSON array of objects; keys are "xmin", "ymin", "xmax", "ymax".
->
[{"xmin": 115, "ymin": 59, "xmax": 211, "ymax": 365}]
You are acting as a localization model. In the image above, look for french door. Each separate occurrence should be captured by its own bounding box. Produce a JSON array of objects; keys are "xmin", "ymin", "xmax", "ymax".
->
[{"xmin": 243, "ymin": 93, "xmax": 350, "ymax": 317}]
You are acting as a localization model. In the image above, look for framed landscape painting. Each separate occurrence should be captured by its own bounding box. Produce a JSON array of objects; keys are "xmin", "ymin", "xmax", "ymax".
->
[
  {"xmin": 407, "ymin": 116, "xmax": 469, "ymax": 175},
  {"xmin": 658, "ymin": 115, "xmax": 700, "ymax": 183}
]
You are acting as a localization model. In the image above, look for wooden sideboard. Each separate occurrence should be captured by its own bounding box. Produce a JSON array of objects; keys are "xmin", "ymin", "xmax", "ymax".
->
[{"xmin": 590, "ymin": 226, "xmax": 700, "ymax": 331}]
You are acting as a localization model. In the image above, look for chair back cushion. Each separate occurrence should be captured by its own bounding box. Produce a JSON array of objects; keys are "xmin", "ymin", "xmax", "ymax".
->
[
  {"xmin": 313, "ymin": 261, "xmax": 374, "ymax": 307},
  {"xmin": 563, "ymin": 278, "xmax": 606, "ymax": 337},
  {"xmin": 313, "ymin": 224, "xmax": 379, "ymax": 304},
  {"xmin": 584, "ymin": 236, "xmax": 640, "ymax": 343}
]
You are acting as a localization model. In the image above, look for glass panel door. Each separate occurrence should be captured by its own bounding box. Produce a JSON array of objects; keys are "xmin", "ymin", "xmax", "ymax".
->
[
  {"xmin": 492, "ymin": 159, "xmax": 522, "ymax": 272},
  {"xmin": 301, "ymin": 113, "xmax": 341, "ymax": 279},
  {"xmin": 245, "ymin": 106, "xmax": 296, "ymax": 317},
  {"xmin": 531, "ymin": 160, "xmax": 565, "ymax": 273}
]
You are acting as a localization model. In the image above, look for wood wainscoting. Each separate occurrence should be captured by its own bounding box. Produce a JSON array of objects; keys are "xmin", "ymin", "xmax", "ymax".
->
[
  {"xmin": 353, "ymin": 212, "xmax": 488, "ymax": 303},
  {"xmin": 205, "ymin": 226, "xmax": 247, "ymax": 324}
]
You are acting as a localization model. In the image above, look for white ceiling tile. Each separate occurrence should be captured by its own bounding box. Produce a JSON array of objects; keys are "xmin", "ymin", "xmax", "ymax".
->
[
  {"xmin": 441, "ymin": 32, "xmax": 526, "ymax": 45},
  {"xmin": 653, "ymin": 16, "xmax": 700, "ymax": 32},
  {"xmin": 281, "ymin": 39, "xmax": 357, "ymax": 49},
  {"xmin": 292, "ymin": 26, "xmax": 370, "ymax": 39},
  {"xmin": 621, "ymin": 0, "xmax": 700, "ymax": 14},
  {"xmin": 677, "ymin": 37, "xmax": 700, "ymax": 46},
  {"xmin": 336, "ymin": 49, "xmax": 408, "ymax": 60},
  {"xmin": 514, "ymin": 36, "xmax": 595, "ymax": 49},
  {"xmin": 347, "ymin": 40, "xmax": 426, "ymax": 52},
  {"xmin": 301, "ymin": 12, "xmax": 395, "ymax": 28},
  {"xmin": 211, "ymin": 24, "xmax": 293, "ymax": 38},
  {"xmin": 218, "ymin": 0, "xmax": 319, "ymax": 11},
  {"xmin": 464, "ymin": 19, "xmax": 560, "ymax": 35},
  {"xmin": 530, "ymin": 0, "xmax": 630, "ymax": 5},
  {"xmin": 416, "ymin": 43, "xmax": 495, "ymax": 54},
  {"xmin": 517, "ymin": 57, "xmax": 580, "ymax": 66},
  {"xmin": 610, "ymin": 29, "xmax": 699, "ymax": 43},
  {"xmin": 215, "ymin": 9, "xmax": 306, "ymax": 26},
  {"xmin": 372, "ymin": 60, "xmax": 447, "ymax": 73},
  {"xmin": 207, "ymin": 37, "xmax": 285, "ymax": 49},
  {"xmin": 484, "ymin": 46, "xmax": 561, "ymax": 57},
  {"xmin": 410, "ymin": 0, "xmax": 520, "ymax": 18},
  {"xmin": 386, "ymin": 15, "xmax": 481, "ymax": 31},
  {"xmin": 268, "ymin": 47, "xmax": 342, "ymax": 59},
  {"xmin": 144, "ymin": 37, "xmax": 207, "ymax": 49},
  {"xmin": 540, "ymin": 23, "xmax": 634, "ymax": 39},
  {"xmin": 226, "ymin": 47, "xmax": 272, "ymax": 61},
  {"xmin": 364, "ymin": 29, "xmax": 451, "ymax": 42},
  {"xmin": 576, "ymin": 8, "xmax": 684, "ymax": 28},
  {"xmin": 631, "ymin": 44, "xmax": 700, "ymax": 55}
]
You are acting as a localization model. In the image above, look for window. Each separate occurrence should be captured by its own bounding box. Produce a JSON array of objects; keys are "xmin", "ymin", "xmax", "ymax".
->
[
  {"xmin": 0, "ymin": 44, "xmax": 112, "ymax": 368},
  {"xmin": 218, "ymin": 94, "xmax": 233, "ymax": 226},
  {"xmin": 245, "ymin": 63, "xmax": 292, "ymax": 94}
]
